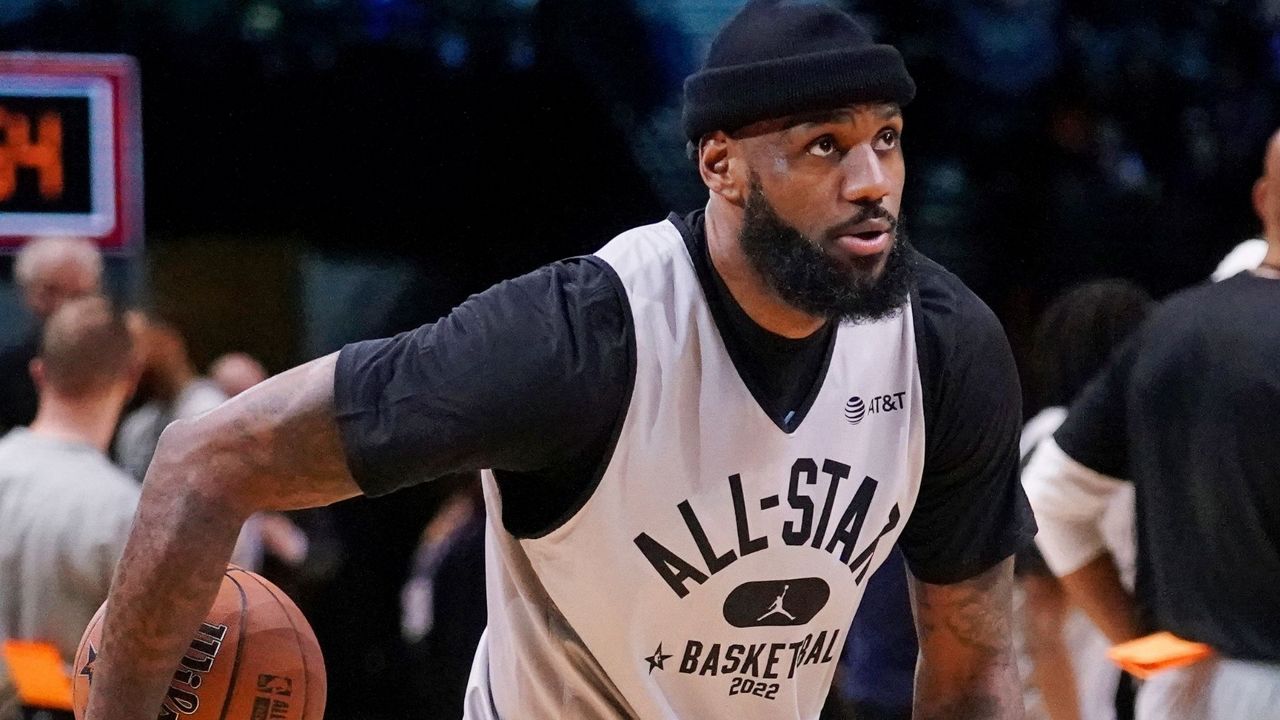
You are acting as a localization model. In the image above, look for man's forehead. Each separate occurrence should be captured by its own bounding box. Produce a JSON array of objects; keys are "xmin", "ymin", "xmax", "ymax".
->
[
  {"xmin": 49, "ymin": 257, "xmax": 99, "ymax": 281},
  {"xmin": 732, "ymin": 102, "xmax": 901, "ymax": 140},
  {"xmin": 785, "ymin": 103, "xmax": 901, "ymax": 129}
]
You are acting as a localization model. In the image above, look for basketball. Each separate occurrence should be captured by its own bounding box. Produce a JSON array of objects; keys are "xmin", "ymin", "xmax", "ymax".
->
[{"xmin": 72, "ymin": 566, "xmax": 326, "ymax": 720}]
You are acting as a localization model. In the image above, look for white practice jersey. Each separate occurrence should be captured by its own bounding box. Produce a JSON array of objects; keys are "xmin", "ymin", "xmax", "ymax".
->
[{"xmin": 464, "ymin": 218, "xmax": 926, "ymax": 719}]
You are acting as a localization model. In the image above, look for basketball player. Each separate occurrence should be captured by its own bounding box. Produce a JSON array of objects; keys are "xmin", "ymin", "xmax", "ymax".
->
[
  {"xmin": 1023, "ymin": 128, "xmax": 1280, "ymax": 719},
  {"xmin": 85, "ymin": 2, "xmax": 1035, "ymax": 718}
]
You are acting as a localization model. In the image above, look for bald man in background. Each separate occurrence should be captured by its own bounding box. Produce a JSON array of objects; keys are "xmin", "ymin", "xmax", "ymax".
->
[
  {"xmin": 209, "ymin": 352, "xmax": 268, "ymax": 398},
  {"xmin": 0, "ymin": 237, "xmax": 103, "ymax": 433}
]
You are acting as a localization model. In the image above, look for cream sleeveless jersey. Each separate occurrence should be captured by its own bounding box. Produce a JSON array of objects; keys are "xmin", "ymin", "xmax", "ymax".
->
[
  {"xmin": 463, "ymin": 219, "xmax": 924, "ymax": 719},
  {"xmin": 333, "ymin": 212, "xmax": 1034, "ymax": 720}
]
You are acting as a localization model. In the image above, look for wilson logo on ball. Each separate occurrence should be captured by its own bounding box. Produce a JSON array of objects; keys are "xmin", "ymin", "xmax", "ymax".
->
[
  {"xmin": 74, "ymin": 566, "xmax": 327, "ymax": 720},
  {"xmin": 844, "ymin": 396, "xmax": 867, "ymax": 425}
]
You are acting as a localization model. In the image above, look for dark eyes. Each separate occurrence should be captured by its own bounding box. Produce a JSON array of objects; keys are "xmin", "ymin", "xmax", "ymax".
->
[
  {"xmin": 874, "ymin": 128, "xmax": 900, "ymax": 151},
  {"xmin": 805, "ymin": 128, "xmax": 901, "ymax": 158},
  {"xmin": 807, "ymin": 135, "xmax": 839, "ymax": 158}
]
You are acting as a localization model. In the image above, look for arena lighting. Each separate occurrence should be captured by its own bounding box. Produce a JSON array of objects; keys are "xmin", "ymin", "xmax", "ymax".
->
[{"xmin": 0, "ymin": 53, "xmax": 142, "ymax": 255}]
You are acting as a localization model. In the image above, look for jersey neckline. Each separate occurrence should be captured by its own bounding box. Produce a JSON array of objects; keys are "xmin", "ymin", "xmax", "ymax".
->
[{"xmin": 666, "ymin": 211, "xmax": 838, "ymax": 435}]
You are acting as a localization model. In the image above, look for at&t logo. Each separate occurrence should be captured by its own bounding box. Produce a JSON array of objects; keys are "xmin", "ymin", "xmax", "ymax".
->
[{"xmin": 844, "ymin": 392, "xmax": 907, "ymax": 425}]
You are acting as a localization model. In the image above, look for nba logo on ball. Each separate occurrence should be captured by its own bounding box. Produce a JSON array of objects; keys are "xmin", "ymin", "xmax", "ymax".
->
[{"xmin": 844, "ymin": 396, "xmax": 866, "ymax": 425}]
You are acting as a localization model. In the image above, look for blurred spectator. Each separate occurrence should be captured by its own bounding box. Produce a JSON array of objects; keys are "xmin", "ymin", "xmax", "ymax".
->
[
  {"xmin": 1018, "ymin": 279, "xmax": 1152, "ymax": 720},
  {"xmin": 0, "ymin": 238, "xmax": 103, "ymax": 434},
  {"xmin": 942, "ymin": 0, "xmax": 1061, "ymax": 102},
  {"xmin": 0, "ymin": 297, "xmax": 138, "ymax": 716},
  {"xmin": 209, "ymin": 351, "xmax": 269, "ymax": 397},
  {"xmin": 837, "ymin": 279, "xmax": 1153, "ymax": 720},
  {"xmin": 113, "ymin": 309, "xmax": 227, "ymax": 482},
  {"xmin": 1024, "ymin": 128, "xmax": 1280, "ymax": 720},
  {"xmin": 230, "ymin": 510, "xmax": 310, "ymax": 575},
  {"xmin": 401, "ymin": 480, "xmax": 486, "ymax": 720}
]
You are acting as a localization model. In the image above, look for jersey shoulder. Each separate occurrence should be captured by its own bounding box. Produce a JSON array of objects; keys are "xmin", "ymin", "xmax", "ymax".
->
[
  {"xmin": 594, "ymin": 216, "xmax": 689, "ymax": 279},
  {"xmin": 910, "ymin": 250, "xmax": 1008, "ymax": 381},
  {"xmin": 1147, "ymin": 275, "xmax": 1244, "ymax": 327}
]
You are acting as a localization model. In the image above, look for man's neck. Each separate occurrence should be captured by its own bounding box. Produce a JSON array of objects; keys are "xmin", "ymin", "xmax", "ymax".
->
[
  {"xmin": 1262, "ymin": 234, "xmax": 1280, "ymax": 271},
  {"xmin": 704, "ymin": 199, "xmax": 827, "ymax": 339},
  {"xmin": 29, "ymin": 393, "xmax": 123, "ymax": 452}
]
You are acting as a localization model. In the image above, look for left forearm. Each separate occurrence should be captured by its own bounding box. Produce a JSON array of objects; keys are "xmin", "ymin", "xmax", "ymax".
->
[
  {"xmin": 1059, "ymin": 553, "xmax": 1141, "ymax": 644},
  {"xmin": 915, "ymin": 650, "xmax": 1022, "ymax": 720},
  {"xmin": 911, "ymin": 558, "xmax": 1025, "ymax": 720}
]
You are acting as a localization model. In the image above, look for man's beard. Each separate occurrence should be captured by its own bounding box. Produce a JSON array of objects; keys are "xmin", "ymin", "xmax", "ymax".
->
[{"xmin": 739, "ymin": 180, "xmax": 915, "ymax": 323}]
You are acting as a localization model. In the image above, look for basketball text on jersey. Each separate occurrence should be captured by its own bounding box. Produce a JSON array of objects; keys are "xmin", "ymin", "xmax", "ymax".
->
[{"xmin": 630, "ymin": 460, "xmax": 900, "ymax": 701}]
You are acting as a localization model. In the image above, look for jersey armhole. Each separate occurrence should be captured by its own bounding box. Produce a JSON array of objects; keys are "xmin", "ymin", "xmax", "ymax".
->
[
  {"xmin": 517, "ymin": 255, "xmax": 638, "ymax": 540},
  {"xmin": 909, "ymin": 284, "xmax": 936, "ymax": 432}
]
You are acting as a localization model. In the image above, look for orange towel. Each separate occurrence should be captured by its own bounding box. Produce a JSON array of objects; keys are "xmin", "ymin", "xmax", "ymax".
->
[
  {"xmin": 1107, "ymin": 631, "xmax": 1214, "ymax": 679},
  {"xmin": 1, "ymin": 640, "xmax": 74, "ymax": 710}
]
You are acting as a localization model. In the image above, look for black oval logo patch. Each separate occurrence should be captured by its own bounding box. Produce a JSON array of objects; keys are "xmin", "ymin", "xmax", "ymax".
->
[{"xmin": 722, "ymin": 577, "xmax": 830, "ymax": 628}]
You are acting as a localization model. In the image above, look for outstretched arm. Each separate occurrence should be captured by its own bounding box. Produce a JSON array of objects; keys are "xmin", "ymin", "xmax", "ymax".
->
[
  {"xmin": 909, "ymin": 557, "xmax": 1024, "ymax": 720},
  {"xmin": 84, "ymin": 354, "xmax": 360, "ymax": 720}
]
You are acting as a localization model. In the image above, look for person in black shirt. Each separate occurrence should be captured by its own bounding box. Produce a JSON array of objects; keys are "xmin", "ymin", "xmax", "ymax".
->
[
  {"xmin": 82, "ymin": 3, "xmax": 1033, "ymax": 719},
  {"xmin": 1024, "ymin": 128, "xmax": 1280, "ymax": 720}
]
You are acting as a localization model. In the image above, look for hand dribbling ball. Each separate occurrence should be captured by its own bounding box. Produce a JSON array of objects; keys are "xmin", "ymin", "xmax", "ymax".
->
[{"xmin": 73, "ymin": 566, "xmax": 325, "ymax": 720}]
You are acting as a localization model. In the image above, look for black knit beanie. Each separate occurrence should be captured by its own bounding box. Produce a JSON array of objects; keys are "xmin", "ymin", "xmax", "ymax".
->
[{"xmin": 683, "ymin": 0, "xmax": 916, "ymax": 143}]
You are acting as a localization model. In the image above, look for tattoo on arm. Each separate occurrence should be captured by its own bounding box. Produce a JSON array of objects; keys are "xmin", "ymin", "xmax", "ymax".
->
[
  {"xmin": 84, "ymin": 354, "xmax": 360, "ymax": 720},
  {"xmin": 910, "ymin": 557, "xmax": 1024, "ymax": 720},
  {"xmin": 217, "ymin": 353, "xmax": 361, "ymax": 510}
]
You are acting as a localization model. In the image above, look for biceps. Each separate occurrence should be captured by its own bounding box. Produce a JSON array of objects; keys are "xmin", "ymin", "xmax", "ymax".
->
[
  {"xmin": 909, "ymin": 557, "xmax": 1016, "ymax": 663},
  {"xmin": 165, "ymin": 353, "xmax": 361, "ymax": 512}
]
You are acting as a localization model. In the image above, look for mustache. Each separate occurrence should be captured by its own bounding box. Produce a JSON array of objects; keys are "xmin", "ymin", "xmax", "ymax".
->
[{"xmin": 825, "ymin": 204, "xmax": 898, "ymax": 241}]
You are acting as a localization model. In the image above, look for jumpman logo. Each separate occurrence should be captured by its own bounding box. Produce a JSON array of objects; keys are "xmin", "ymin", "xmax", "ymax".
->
[{"xmin": 757, "ymin": 584, "xmax": 796, "ymax": 622}]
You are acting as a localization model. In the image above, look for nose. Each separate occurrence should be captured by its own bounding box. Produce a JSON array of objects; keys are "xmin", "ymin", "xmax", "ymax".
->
[{"xmin": 839, "ymin": 144, "xmax": 890, "ymax": 205}]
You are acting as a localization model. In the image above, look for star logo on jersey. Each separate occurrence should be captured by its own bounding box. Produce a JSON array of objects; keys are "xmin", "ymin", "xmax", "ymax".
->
[
  {"xmin": 79, "ymin": 643, "xmax": 98, "ymax": 684},
  {"xmin": 644, "ymin": 643, "xmax": 672, "ymax": 674}
]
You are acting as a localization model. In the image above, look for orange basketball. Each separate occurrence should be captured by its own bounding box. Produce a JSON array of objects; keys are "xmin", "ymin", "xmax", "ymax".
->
[{"xmin": 72, "ymin": 566, "xmax": 326, "ymax": 720}]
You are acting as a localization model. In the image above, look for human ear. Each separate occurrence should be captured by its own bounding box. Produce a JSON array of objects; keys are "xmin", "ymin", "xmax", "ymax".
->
[
  {"xmin": 698, "ymin": 132, "xmax": 745, "ymax": 204},
  {"xmin": 1254, "ymin": 177, "xmax": 1269, "ymax": 228},
  {"xmin": 29, "ymin": 358, "xmax": 44, "ymax": 390}
]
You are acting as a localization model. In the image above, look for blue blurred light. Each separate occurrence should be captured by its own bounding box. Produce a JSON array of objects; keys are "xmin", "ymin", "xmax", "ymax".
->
[
  {"xmin": 0, "ymin": 0, "xmax": 39, "ymax": 26},
  {"xmin": 509, "ymin": 36, "xmax": 535, "ymax": 70},
  {"xmin": 437, "ymin": 32, "xmax": 470, "ymax": 69}
]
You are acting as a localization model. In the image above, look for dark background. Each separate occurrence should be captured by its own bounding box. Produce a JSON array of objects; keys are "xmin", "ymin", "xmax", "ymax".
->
[
  {"xmin": 6, "ymin": 0, "xmax": 1275, "ymax": 316},
  {"xmin": 4, "ymin": 1, "xmax": 1279, "ymax": 718}
]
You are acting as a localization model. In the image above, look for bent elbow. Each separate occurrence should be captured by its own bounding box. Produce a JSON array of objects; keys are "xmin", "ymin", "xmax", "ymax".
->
[{"xmin": 146, "ymin": 415, "xmax": 258, "ymax": 519}]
